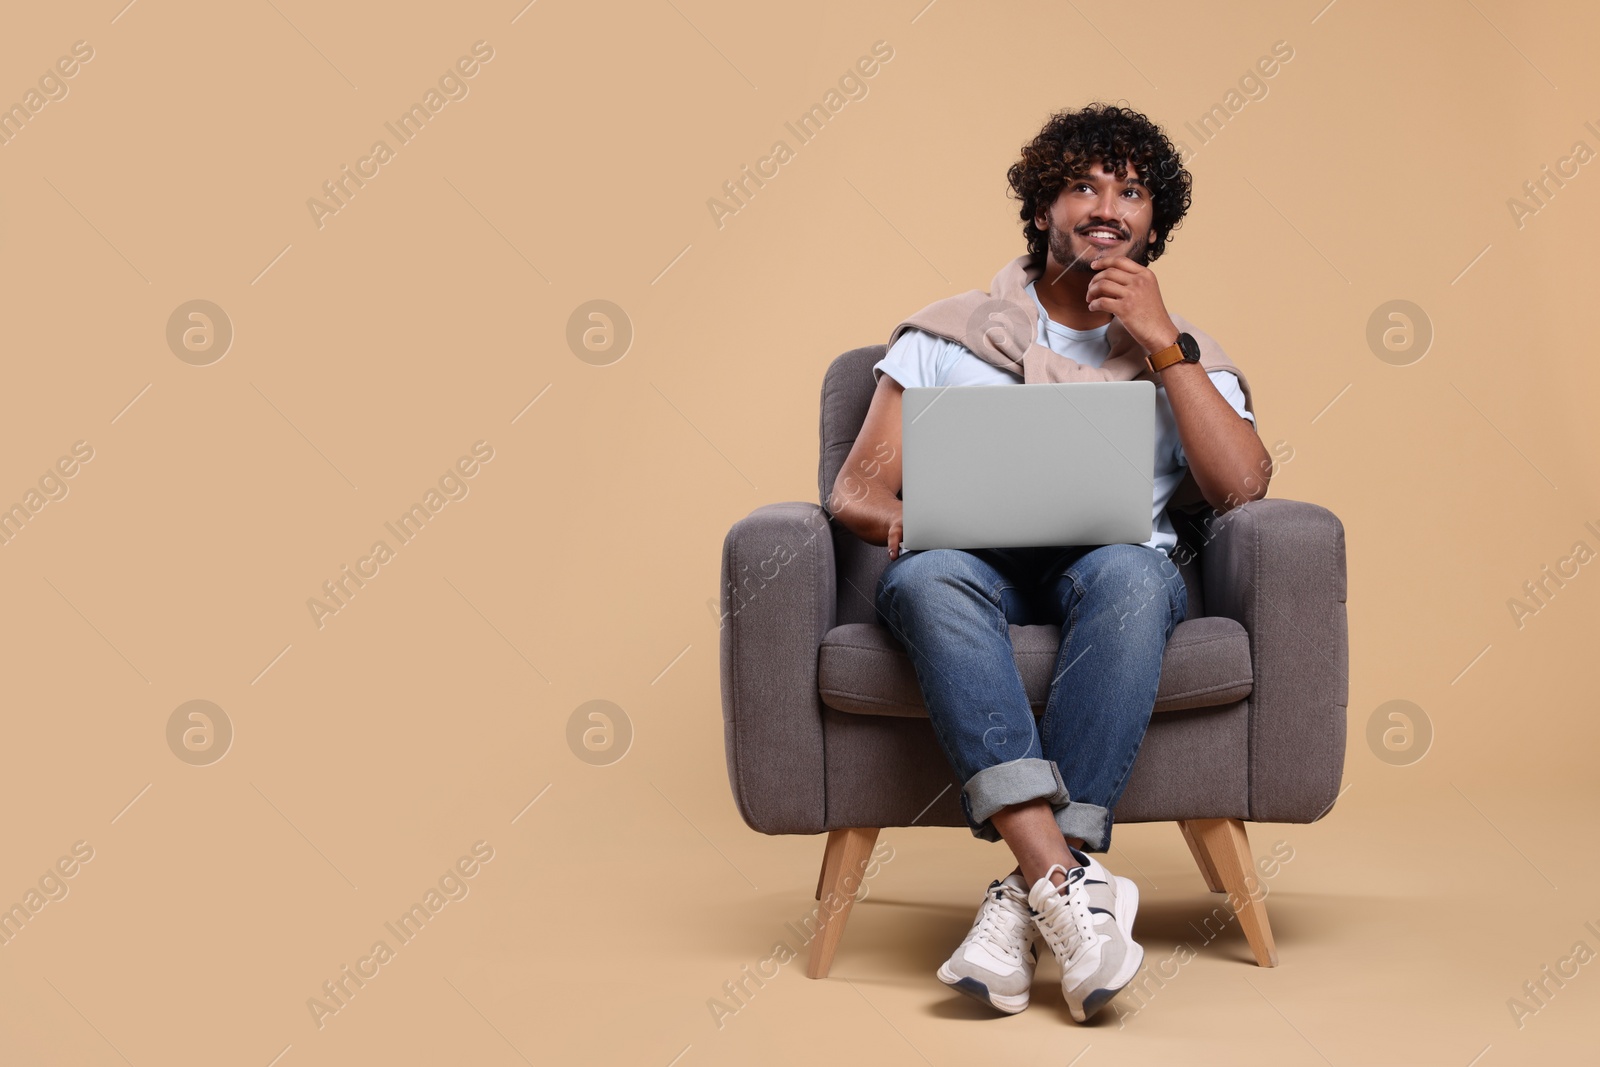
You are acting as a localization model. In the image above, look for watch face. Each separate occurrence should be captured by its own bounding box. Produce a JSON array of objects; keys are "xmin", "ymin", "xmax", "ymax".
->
[{"xmin": 1177, "ymin": 332, "xmax": 1201, "ymax": 362}]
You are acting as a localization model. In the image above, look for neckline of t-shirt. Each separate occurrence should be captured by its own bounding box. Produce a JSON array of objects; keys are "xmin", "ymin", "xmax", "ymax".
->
[{"xmin": 1025, "ymin": 280, "xmax": 1110, "ymax": 341}]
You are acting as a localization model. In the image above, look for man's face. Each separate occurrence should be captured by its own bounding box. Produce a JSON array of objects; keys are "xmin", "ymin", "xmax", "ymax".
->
[{"xmin": 1037, "ymin": 158, "xmax": 1157, "ymax": 275}]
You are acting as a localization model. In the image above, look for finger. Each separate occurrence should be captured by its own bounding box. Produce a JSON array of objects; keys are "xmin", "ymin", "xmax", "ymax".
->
[
  {"xmin": 1091, "ymin": 255, "xmax": 1143, "ymax": 273},
  {"xmin": 1088, "ymin": 265, "xmax": 1139, "ymax": 284},
  {"xmin": 1087, "ymin": 279, "xmax": 1131, "ymax": 301}
]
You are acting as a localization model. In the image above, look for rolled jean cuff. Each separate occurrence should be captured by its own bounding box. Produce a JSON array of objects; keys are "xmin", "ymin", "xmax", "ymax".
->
[
  {"xmin": 963, "ymin": 757, "xmax": 1072, "ymax": 829},
  {"xmin": 1054, "ymin": 801, "xmax": 1111, "ymax": 852}
]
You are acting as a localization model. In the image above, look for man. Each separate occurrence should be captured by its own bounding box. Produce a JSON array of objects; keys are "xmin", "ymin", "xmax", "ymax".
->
[{"xmin": 826, "ymin": 103, "xmax": 1272, "ymax": 1023}]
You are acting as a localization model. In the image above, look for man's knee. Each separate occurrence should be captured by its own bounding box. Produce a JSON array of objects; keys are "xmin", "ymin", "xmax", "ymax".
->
[
  {"xmin": 879, "ymin": 548, "xmax": 989, "ymax": 600},
  {"xmin": 1074, "ymin": 544, "xmax": 1166, "ymax": 595},
  {"xmin": 1070, "ymin": 545, "xmax": 1174, "ymax": 627}
]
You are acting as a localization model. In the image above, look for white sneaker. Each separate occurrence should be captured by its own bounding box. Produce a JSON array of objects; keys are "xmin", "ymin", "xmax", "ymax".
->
[
  {"xmin": 936, "ymin": 872, "xmax": 1038, "ymax": 1013},
  {"xmin": 1027, "ymin": 850, "xmax": 1144, "ymax": 1023}
]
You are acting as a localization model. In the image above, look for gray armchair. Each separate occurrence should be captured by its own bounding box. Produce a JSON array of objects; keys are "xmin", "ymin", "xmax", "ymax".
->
[{"xmin": 718, "ymin": 345, "xmax": 1348, "ymax": 978}]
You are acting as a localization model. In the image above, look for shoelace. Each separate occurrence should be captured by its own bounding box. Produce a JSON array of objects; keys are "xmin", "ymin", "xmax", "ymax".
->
[
  {"xmin": 1034, "ymin": 866, "xmax": 1098, "ymax": 959},
  {"xmin": 968, "ymin": 882, "xmax": 1034, "ymax": 963}
]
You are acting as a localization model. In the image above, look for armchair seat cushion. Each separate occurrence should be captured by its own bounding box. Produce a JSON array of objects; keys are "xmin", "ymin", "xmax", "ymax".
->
[{"xmin": 818, "ymin": 616, "xmax": 1253, "ymax": 718}]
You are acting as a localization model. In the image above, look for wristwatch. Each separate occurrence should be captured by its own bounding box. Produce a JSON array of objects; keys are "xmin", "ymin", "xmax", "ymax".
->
[{"xmin": 1146, "ymin": 331, "xmax": 1201, "ymax": 373}]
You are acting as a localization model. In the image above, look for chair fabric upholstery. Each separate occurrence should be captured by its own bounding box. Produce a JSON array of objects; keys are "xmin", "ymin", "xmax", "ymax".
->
[{"xmin": 819, "ymin": 615, "xmax": 1254, "ymax": 719}]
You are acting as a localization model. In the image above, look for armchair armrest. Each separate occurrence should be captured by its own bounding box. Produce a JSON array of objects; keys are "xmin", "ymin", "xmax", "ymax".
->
[
  {"xmin": 1199, "ymin": 499, "xmax": 1349, "ymax": 824},
  {"xmin": 719, "ymin": 502, "xmax": 837, "ymax": 835}
]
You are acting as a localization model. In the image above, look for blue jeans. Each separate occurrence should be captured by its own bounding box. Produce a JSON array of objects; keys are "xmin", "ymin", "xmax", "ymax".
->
[{"xmin": 874, "ymin": 542, "xmax": 1187, "ymax": 852}]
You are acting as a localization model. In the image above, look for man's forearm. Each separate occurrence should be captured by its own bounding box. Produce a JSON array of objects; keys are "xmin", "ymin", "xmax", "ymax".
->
[
  {"xmin": 827, "ymin": 483, "xmax": 900, "ymax": 546},
  {"xmin": 1158, "ymin": 362, "xmax": 1271, "ymax": 510}
]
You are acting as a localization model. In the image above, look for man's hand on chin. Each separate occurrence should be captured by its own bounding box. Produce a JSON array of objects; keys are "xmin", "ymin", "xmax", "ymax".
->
[{"xmin": 1085, "ymin": 254, "xmax": 1179, "ymax": 355}]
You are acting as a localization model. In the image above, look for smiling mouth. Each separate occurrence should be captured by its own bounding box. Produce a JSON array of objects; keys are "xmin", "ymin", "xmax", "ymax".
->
[{"xmin": 1080, "ymin": 228, "xmax": 1125, "ymax": 245}]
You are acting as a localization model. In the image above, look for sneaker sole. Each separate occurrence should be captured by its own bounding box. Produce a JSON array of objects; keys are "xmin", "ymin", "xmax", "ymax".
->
[
  {"xmin": 1066, "ymin": 876, "xmax": 1145, "ymax": 1023},
  {"xmin": 936, "ymin": 961, "xmax": 1030, "ymax": 1014}
]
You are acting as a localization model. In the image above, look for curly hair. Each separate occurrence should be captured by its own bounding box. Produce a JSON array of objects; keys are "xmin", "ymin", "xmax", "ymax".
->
[{"xmin": 1006, "ymin": 103, "xmax": 1192, "ymax": 267}]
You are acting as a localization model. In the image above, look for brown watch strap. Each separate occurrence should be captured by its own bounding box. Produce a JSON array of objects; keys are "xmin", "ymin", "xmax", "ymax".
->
[{"xmin": 1146, "ymin": 340, "xmax": 1186, "ymax": 373}]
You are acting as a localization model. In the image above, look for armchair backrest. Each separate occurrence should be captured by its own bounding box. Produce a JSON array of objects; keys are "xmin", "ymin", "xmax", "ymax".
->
[{"xmin": 818, "ymin": 346, "xmax": 1209, "ymax": 624}]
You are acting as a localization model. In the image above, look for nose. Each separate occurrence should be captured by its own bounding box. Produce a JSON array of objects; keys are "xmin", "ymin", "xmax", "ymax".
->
[{"xmin": 1095, "ymin": 187, "xmax": 1130, "ymax": 224}]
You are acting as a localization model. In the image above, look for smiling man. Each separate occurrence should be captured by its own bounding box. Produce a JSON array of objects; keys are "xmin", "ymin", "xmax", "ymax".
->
[{"xmin": 826, "ymin": 103, "xmax": 1271, "ymax": 1023}]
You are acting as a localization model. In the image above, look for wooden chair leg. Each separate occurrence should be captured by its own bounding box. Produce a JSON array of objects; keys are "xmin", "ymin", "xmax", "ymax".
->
[
  {"xmin": 1181, "ymin": 818, "xmax": 1279, "ymax": 967},
  {"xmin": 805, "ymin": 827, "xmax": 880, "ymax": 979},
  {"xmin": 1178, "ymin": 819, "xmax": 1225, "ymax": 892}
]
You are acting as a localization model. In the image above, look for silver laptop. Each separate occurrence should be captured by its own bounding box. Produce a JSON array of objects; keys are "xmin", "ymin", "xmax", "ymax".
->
[{"xmin": 899, "ymin": 382, "xmax": 1155, "ymax": 551}]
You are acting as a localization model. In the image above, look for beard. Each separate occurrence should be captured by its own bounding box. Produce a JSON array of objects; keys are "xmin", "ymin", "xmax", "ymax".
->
[{"xmin": 1046, "ymin": 221, "xmax": 1153, "ymax": 278}]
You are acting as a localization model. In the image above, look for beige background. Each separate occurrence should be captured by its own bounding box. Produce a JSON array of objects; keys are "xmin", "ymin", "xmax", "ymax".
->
[{"xmin": 2, "ymin": 0, "xmax": 1597, "ymax": 1063}]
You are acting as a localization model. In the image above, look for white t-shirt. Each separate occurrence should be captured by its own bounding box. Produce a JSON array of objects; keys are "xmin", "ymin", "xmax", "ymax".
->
[{"xmin": 872, "ymin": 281, "xmax": 1254, "ymax": 557}]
